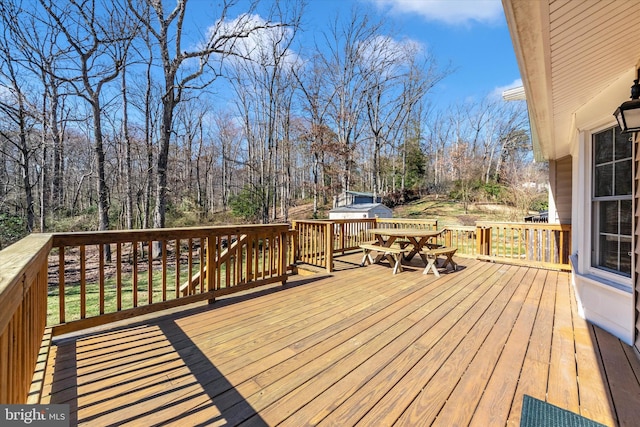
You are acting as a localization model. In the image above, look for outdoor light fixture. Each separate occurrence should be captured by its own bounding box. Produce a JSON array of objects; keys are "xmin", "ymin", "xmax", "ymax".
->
[{"xmin": 614, "ymin": 69, "xmax": 640, "ymax": 133}]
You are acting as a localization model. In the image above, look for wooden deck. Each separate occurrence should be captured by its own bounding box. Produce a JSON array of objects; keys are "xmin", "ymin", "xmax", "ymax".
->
[{"xmin": 40, "ymin": 254, "xmax": 640, "ymax": 426}]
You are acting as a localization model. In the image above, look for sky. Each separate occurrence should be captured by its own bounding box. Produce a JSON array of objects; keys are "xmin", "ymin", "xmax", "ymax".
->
[
  {"xmin": 305, "ymin": 0, "xmax": 522, "ymax": 108},
  {"xmin": 186, "ymin": 0, "xmax": 522, "ymax": 112}
]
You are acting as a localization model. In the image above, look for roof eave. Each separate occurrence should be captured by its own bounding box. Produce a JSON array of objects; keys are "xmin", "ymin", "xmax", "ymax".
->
[{"xmin": 502, "ymin": 0, "xmax": 554, "ymax": 161}]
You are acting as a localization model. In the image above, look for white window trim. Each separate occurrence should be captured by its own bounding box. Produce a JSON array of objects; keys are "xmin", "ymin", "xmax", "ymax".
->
[{"xmin": 577, "ymin": 125, "xmax": 633, "ymax": 288}]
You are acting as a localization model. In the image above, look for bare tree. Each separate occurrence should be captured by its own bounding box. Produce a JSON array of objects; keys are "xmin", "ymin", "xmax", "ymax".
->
[
  {"xmin": 360, "ymin": 36, "xmax": 445, "ymax": 198},
  {"xmin": 225, "ymin": 4, "xmax": 302, "ymax": 223},
  {"xmin": 294, "ymin": 52, "xmax": 338, "ymax": 216},
  {"xmin": 322, "ymin": 10, "xmax": 379, "ymax": 194},
  {"xmin": 0, "ymin": 0, "xmax": 72, "ymax": 232},
  {"xmin": 127, "ymin": 0, "xmax": 293, "ymax": 238},
  {"xmin": 212, "ymin": 112, "xmax": 242, "ymax": 213},
  {"xmin": 0, "ymin": 29, "xmax": 38, "ymax": 232},
  {"xmin": 39, "ymin": 0, "xmax": 136, "ymax": 258}
]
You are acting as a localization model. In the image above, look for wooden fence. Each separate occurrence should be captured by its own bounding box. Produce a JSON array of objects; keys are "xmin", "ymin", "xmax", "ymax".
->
[
  {"xmin": 292, "ymin": 219, "xmax": 571, "ymax": 272},
  {"xmin": 49, "ymin": 224, "xmax": 292, "ymax": 335},
  {"xmin": 475, "ymin": 222, "xmax": 571, "ymax": 269},
  {"xmin": 0, "ymin": 234, "xmax": 51, "ymax": 404},
  {"xmin": 292, "ymin": 218, "xmax": 438, "ymax": 272}
]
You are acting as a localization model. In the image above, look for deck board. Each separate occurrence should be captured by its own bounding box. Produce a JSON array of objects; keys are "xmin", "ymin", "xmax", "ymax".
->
[
  {"xmin": 548, "ymin": 271, "xmax": 580, "ymax": 412},
  {"xmin": 391, "ymin": 265, "xmax": 523, "ymax": 426},
  {"xmin": 468, "ymin": 268, "xmax": 548, "ymax": 427},
  {"xmin": 430, "ymin": 265, "xmax": 536, "ymax": 427},
  {"xmin": 40, "ymin": 255, "xmax": 640, "ymax": 426}
]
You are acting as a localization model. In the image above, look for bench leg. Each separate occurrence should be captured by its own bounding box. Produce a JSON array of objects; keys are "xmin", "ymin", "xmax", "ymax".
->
[
  {"xmin": 441, "ymin": 254, "xmax": 457, "ymax": 271},
  {"xmin": 360, "ymin": 249, "xmax": 373, "ymax": 267},
  {"xmin": 391, "ymin": 254, "xmax": 403, "ymax": 274},
  {"xmin": 422, "ymin": 256, "xmax": 440, "ymax": 277}
]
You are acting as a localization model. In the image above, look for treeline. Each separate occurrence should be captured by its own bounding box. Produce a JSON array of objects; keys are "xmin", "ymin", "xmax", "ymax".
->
[{"xmin": 0, "ymin": 0, "xmax": 537, "ymax": 247}]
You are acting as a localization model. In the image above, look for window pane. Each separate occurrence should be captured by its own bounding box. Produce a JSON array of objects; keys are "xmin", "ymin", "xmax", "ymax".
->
[
  {"xmin": 620, "ymin": 200, "xmax": 632, "ymax": 236},
  {"xmin": 598, "ymin": 234, "xmax": 618, "ymax": 271},
  {"xmin": 600, "ymin": 201, "xmax": 618, "ymax": 234},
  {"xmin": 594, "ymin": 129, "xmax": 613, "ymax": 164},
  {"xmin": 592, "ymin": 126, "xmax": 632, "ymax": 277},
  {"xmin": 615, "ymin": 159, "xmax": 632, "ymax": 195},
  {"xmin": 594, "ymin": 164, "xmax": 612, "ymax": 196},
  {"xmin": 620, "ymin": 237, "xmax": 632, "ymax": 276},
  {"xmin": 614, "ymin": 126, "xmax": 632, "ymax": 160}
]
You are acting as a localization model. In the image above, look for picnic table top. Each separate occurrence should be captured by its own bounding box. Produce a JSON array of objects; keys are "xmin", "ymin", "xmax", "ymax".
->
[{"xmin": 368, "ymin": 228, "xmax": 443, "ymax": 238}]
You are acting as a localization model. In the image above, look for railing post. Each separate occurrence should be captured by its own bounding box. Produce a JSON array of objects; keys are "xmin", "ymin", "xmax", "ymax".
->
[
  {"xmin": 444, "ymin": 229, "xmax": 452, "ymax": 247},
  {"xmin": 476, "ymin": 225, "xmax": 491, "ymax": 256},
  {"xmin": 290, "ymin": 221, "xmax": 299, "ymax": 264},
  {"xmin": 326, "ymin": 222, "xmax": 334, "ymax": 273},
  {"xmin": 280, "ymin": 229, "xmax": 288, "ymax": 285},
  {"xmin": 206, "ymin": 234, "xmax": 216, "ymax": 304}
]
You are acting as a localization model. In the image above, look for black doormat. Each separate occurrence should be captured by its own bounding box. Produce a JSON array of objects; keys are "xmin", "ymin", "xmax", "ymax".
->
[{"xmin": 520, "ymin": 395, "xmax": 606, "ymax": 427}]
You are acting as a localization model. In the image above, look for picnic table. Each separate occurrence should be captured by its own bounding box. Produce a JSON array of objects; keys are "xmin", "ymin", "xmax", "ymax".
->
[
  {"xmin": 367, "ymin": 228, "xmax": 444, "ymax": 265},
  {"xmin": 359, "ymin": 228, "xmax": 458, "ymax": 275}
]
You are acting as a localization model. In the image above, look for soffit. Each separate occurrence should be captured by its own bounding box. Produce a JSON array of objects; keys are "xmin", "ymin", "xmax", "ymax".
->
[{"xmin": 503, "ymin": 0, "xmax": 640, "ymax": 160}]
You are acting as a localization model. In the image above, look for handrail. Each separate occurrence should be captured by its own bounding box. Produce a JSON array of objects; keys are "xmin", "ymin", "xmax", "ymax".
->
[
  {"xmin": 331, "ymin": 219, "xmax": 377, "ymax": 255},
  {"xmin": 291, "ymin": 220, "xmax": 334, "ymax": 272},
  {"xmin": 0, "ymin": 234, "xmax": 52, "ymax": 404},
  {"xmin": 292, "ymin": 218, "xmax": 438, "ymax": 271},
  {"xmin": 292, "ymin": 218, "xmax": 571, "ymax": 272},
  {"xmin": 441, "ymin": 226, "xmax": 478, "ymax": 257},
  {"xmin": 49, "ymin": 224, "xmax": 292, "ymax": 335},
  {"xmin": 474, "ymin": 222, "xmax": 571, "ymax": 270}
]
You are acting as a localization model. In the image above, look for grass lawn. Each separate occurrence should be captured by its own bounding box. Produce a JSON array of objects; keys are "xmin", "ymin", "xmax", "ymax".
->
[{"xmin": 390, "ymin": 197, "xmax": 524, "ymax": 227}]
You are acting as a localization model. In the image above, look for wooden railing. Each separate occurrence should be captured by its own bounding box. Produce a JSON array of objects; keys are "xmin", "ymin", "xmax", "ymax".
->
[
  {"xmin": 292, "ymin": 218, "xmax": 571, "ymax": 272},
  {"xmin": 441, "ymin": 226, "xmax": 479, "ymax": 257},
  {"xmin": 292, "ymin": 218, "xmax": 439, "ymax": 272},
  {"xmin": 0, "ymin": 224, "xmax": 294, "ymax": 403},
  {"xmin": 291, "ymin": 220, "xmax": 334, "ymax": 271},
  {"xmin": 332, "ymin": 219, "xmax": 377, "ymax": 254},
  {"xmin": 49, "ymin": 224, "xmax": 292, "ymax": 335},
  {"xmin": 0, "ymin": 234, "xmax": 51, "ymax": 404},
  {"xmin": 475, "ymin": 222, "xmax": 571, "ymax": 270}
]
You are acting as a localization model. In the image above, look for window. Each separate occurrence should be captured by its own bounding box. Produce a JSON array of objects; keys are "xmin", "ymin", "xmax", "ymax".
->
[{"xmin": 592, "ymin": 126, "xmax": 632, "ymax": 277}]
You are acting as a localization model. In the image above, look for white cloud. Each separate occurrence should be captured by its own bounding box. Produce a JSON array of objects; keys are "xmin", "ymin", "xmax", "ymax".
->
[
  {"xmin": 359, "ymin": 35, "xmax": 422, "ymax": 67},
  {"xmin": 207, "ymin": 14, "xmax": 301, "ymax": 69},
  {"xmin": 0, "ymin": 84, "xmax": 15, "ymax": 103},
  {"xmin": 367, "ymin": 0, "xmax": 504, "ymax": 25}
]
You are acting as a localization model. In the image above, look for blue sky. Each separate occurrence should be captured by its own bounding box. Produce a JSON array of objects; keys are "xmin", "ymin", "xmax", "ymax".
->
[
  {"xmin": 301, "ymin": 0, "xmax": 520, "ymax": 109},
  {"xmin": 187, "ymin": 0, "xmax": 522, "ymax": 111},
  {"xmin": 308, "ymin": 0, "xmax": 522, "ymax": 108}
]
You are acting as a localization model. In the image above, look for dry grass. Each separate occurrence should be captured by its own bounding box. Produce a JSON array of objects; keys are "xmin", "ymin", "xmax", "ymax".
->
[{"xmin": 285, "ymin": 197, "xmax": 524, "ymax": 226}]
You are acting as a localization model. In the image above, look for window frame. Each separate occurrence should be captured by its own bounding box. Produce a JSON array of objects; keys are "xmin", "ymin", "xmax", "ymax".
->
[{"xmin": 589, "ymin": 124, "xmax": 634, "ymax": 281}]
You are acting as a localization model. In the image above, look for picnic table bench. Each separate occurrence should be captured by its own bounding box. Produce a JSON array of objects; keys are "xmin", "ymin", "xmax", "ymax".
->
[
  {"xmin": 422, "ymin": 246, "xmax": 458, "ymax": 277},
  {"xmin": 359, "ymin": 242, "xmax": 408, "ymax": 274}
]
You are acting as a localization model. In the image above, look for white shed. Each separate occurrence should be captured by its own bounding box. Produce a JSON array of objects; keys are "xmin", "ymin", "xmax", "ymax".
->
[{"xmin": 328, "ymin": 203, "xmax": 392, "ymax": 220}]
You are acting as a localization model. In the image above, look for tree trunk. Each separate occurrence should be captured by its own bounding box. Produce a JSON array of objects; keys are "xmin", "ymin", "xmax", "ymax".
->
[
  {"xmin": 92, "ymin": 99, "xmax": 112, "ymax": 261},
  {"xmin": 152, "ymin": 90, "xmax": 174, "ymax": 257},
  {"xmin": 122, "ymin": 67, "xmax": 134, "ymax": 229}
]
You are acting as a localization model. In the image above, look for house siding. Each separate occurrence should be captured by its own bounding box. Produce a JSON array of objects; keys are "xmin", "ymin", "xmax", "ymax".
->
[{"xmin": 550, "ymin": 156, "xmax": 572, "ymax": 224}]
